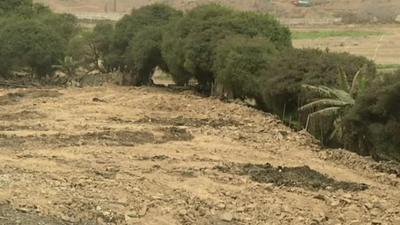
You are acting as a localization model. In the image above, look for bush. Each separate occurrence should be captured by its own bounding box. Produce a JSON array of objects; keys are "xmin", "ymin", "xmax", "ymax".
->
[
  {"xmin": 258, "ymin": 48, "xmax": 376, "ymax": 118},
  {"xmin": 213, "ymin": 36, "xmax": 278, "ymax": 99},
  {"xmin": 113, "ymin": 4, "xmax": 182, "ymax": 68},
  {"xmin": 162, "ymin": 4, "xmax": 291, "ymax": 93},
  {"xmin": 344, "ymin": 72, "xmax": 400, "ymax": 162},
  {"xmin": 0, "ymin": 0, "xmax": 32, "ymax": 14},
  {"xmin": 0, "ymin": 20, "xmax": 64, "ymax": 77},
  {"xmin": 126, "ymin": 26, "xmax": 168, "ymax": 85}
]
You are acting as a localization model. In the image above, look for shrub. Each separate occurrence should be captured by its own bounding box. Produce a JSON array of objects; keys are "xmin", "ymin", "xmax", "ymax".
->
[
  {"xmin": 39, "ymin": 13, "xmax": 80, "ymax": 44},
  {"xmin": 0, "ymin": 0, "xmax": 32, "ymax": 14},
  {"xmin": 213, "ymin": 36, "xmax": 278, "ymax": 99},
  {"xmin": 126, "ymin": 26, "xmax": 168, "ymax": 85},
  {"xmin": 258, "ymin": 48, "xmax": 376, "ymax": 118},
  {"xmin": 0, "ymin": 20, "xmax": 64, "ymax": 77},
  {"xmin": 113, "ymin": 4, "xmax": 182, "ymax": 67},
  {"xmin": 66, "ymin": 22, "xmax": 114, "ymax": 71},
  {"xmin": 344, "ymin": 71, "xmax": 400, "ymax": 162},
  {"xmin": 162, "ymin": 4, "xmax": 291, "ymax": 93}
]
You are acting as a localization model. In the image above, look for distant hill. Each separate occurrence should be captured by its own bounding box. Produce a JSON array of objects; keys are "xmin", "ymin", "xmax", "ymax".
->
[{"xmin": 34, "ymin": 0, "xmax": 400, "ymax": 22}]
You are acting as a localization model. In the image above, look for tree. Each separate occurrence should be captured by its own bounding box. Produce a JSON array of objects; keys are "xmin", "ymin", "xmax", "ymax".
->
[
  {"xmin": 112, "ymin": 3, "xmax": 182, "ymax": 69},
  {"xmin": 161, "ymin": 4, "xmax": 292, "ymax": 93},
  {"xmin": 213, "ymin": 36, "xmax": 278, "ymax": 99},
  {"xmin": 126, "ymin": 26, "xmax": 167, "ymax": 85},
  {"xmin": 0, "ymin": 20, "xmax": 64, "ymax": 77},
  {"xmin": 257, "ymin": 48, "xmax": 376, "ymax": 120},
  {"xmin": 0, "ymin": 0, "xmax": 32, "ymax": 14}
]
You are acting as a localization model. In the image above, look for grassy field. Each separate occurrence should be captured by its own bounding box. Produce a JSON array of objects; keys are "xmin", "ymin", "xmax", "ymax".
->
[
  {"xmin": 292, "ymin": 25, "xmax": 400, "ymax": 65},
  {"xmin": 292, "ymin": 30, "xmax": 384, "ymax": 40}
]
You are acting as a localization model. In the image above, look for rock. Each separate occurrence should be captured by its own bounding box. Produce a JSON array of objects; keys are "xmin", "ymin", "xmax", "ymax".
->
[
  {"xmin": 178, "ymin": 209, "xmax": 187, "ymax": 216},
  {"xmin": 236, "ymin": 207, "xmax": 245, "ymax": 213},
  {"xmin": 126, "ymin": 211, "xmax": 138, "ymax": 218},
  {"xmin": 371, "ymin": 220, "xmax": 382, "ymax": 225},
  {"xmin": 370, "ymin": 208, "xmax": 381, "ymax": 217},
  {"xmin": 330, "ymin": 199, "xmax": 340, "ymax": 207},
  {"xmin": 364, "ymin": 203, "xmax": 374, "ymax": 210},
  {"xmin": 138, "ymin": 206, "xmax": 147, "ymax": 217},
  {"xmin": 220, "ymin": 212, "xmax": 233, "ymax": 222},
  {"xmin": 395, "ymin": 15, "xmax": 400, "ymax": 23},
  {"xmin": 216, "ymin": 203, "xmax": 226, "ymax": 209}
]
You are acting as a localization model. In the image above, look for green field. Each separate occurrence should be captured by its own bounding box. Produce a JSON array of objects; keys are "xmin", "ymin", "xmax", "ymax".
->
[{"xmin": 292, "ymin": 30, "xmax": 384, "ymax": 40}]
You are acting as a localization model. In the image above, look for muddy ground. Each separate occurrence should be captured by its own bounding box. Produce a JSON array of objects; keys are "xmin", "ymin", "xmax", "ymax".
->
[{"xmin": 0, "ymin": 86, "xmax": 399, "ymax": 225}]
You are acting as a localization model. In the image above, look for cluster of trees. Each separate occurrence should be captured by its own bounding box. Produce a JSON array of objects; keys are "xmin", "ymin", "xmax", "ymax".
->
[
  {"xmin": 0, "ymin": 0, "xmax": 79, "ymax": 78},
  {"xmin": 0, "ymin": 2, "xmax": 398, "ymax": 162}
]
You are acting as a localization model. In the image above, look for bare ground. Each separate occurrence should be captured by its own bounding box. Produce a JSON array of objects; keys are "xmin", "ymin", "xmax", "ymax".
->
[{"xmin": 0, "ymin": 86, "xmax": 399, "ymax": 225}]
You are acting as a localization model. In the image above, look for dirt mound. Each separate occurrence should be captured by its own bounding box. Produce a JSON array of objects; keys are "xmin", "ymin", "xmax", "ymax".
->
[
  {"xmin": 216, "ymin": 163, "xmax": 368, "ymax": 192},
  {"xmin": 135, "ymin": 116, "xmax": 242, "ymax": 128},
  {"xmin": 0, "ymin": 128, "xmax": 193, "ymax": 149},
  {"xmin": 0, "ymin": 110, "xmax": 46, "ymax": 121},
  {"xmin": 0, "ymin": 203, "xmax": 75, "ymax": 225},
  {"xmin": 0, "ymin": 90, "xmax": 61, "ymax": 105}
]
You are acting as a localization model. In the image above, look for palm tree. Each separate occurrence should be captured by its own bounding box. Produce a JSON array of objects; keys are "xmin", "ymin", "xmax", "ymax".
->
[{"xmin": 299, "ymin": 67, "xmax": 366, "ymax": 141}]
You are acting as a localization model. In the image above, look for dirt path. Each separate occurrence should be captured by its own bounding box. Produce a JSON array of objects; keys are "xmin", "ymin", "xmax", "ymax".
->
[{"xmin": 0, "ymin": 86, "xmax": 399, "ymax": 225}]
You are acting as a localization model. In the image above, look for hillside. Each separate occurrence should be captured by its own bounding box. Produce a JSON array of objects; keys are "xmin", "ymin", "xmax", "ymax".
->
[
  {"xmin": 0, "ymin": 85, "xmax": 399, "ymax": 224},
  {"xmin": 34, "ymin": 0, "xmax": 400, "ymax": 19}
]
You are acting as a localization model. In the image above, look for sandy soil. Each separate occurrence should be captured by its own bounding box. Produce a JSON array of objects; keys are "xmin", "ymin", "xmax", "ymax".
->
[{"xmin": 0, "ymin": 85, "xmax": 399, "ymax": 225}]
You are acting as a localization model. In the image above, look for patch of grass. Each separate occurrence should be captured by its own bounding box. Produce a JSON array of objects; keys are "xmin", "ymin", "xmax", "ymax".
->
[
  {"xmin": 377, "ymin": 64, "xmax": 400, "ymax": 70},
  {"xmin": 292, "ymin": 30, "xmax": 384, "ymax": 40}
]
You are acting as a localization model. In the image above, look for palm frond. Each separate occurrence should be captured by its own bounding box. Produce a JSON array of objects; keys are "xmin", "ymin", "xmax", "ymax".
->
[
  {"xmin": 308, "ymin": 106, "xmax": 341, "ymax": 118},
  {"xmin": 338, "ymin": 67, "xmax": 350, "ymax": 92},
  {"xmin": 327, "ymin": 88, "xmax": 355, "ymax": 104},
  {"xmin": 299, "ymin": 99, "xmax": 350, "ymax": 111},
  {"xmin": 301, "ymin": 84, "xmax": 335, "ymax": 98},
  {"xmin": 350, "ymin": 69, "xmax": 361, "ymax": 95}
]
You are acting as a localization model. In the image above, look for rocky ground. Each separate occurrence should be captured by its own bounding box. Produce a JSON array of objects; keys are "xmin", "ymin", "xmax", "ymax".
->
[{"xmin": 0, "ymin": 85, "xmax": 399, "ymax": 225}]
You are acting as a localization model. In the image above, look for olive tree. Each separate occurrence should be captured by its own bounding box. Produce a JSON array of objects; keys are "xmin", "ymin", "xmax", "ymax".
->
[{"xmin": 0, "ymin": 20, "xmax": 64, "ymax": 77}]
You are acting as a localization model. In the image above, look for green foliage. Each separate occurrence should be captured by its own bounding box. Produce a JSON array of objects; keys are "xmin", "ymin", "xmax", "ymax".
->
[
  {"xmin": 162, "ymin": 4, "xmax": 292, "ymax": 93},
  {"xmin": 113, "ymin": 4, "xmax": 182, "ymax": 68},
  {"xmin": 53, "ymin": 56, "xmax": 79, "ymax": 76},
  {"xmin": 39, "ymin": 13, "xmax": 80, "ymax": 44},
  {"xmin": 126, "ymin": 26, "xmax": 167, "ymax": 85},
  {"xmin": 298, "ymin": 69, "xmax": 365, "ymax": 144},
  {"xmin": 257, "ymin": 48, "xmax": 376, "ymax": 117},
  {"xmin": 344, "ymin": 72, "xmax": 400, "ymax": 162},
  {"xmin": 65, "ymin": 22, "xmax": 114, "ymax": 71},
  {"xmin": 0, "ymin": 0, "xmax": 32, "ymax": 14},
  {"xmin": 292, "ymin": 30, "xmax": 383, "ymax": 40},
  {"xmin": 0, "ymin": 19, "xmax": 64, "ymax": 77},
  {"xmin": 213, "ymin": 36, "xmax": 278, "ymax": 99}
]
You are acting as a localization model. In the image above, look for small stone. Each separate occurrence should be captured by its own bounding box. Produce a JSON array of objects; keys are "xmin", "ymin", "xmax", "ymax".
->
[
  {"xmin": 220, "ymin": 212, "xmax": 233, "ymax": 222},
  {"xmin": 371, "ymin": 220, "xmax": 382, "ymax": 225},
  {"xmin": 178, "ymin": 209, "xmax": 187, "ymax": 216},
  {"xmin": 364, "ymin": 203, "xmax": 374, "ymax": 210},
  {"xmin": 343, "ymin": 193, "xmax": 353, "ymax": 199},
  {"xmin": 236, "ymin": 207, "xmax": 245, "ymax": 213},
  {"xmin": 138, "ymin": 206, "xmax": 147, "ymax": 217},
  {"xmin": 216, "ymin": 203, "xmax": 226, "ymax": 209},
  {"xmin": 127, "ymin": 211, "xmax": 138, "ymax": 218},
  {"xmin": 96, "ymin": 206, "xmax": 102, "ymax": 211},
  {"xmin": 330, "ymin": 200, "xmax": 340, "ymax": 207},
  {"xmin": 370, "ymin": 208, "xmax": 381, "ymax": 217}
]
